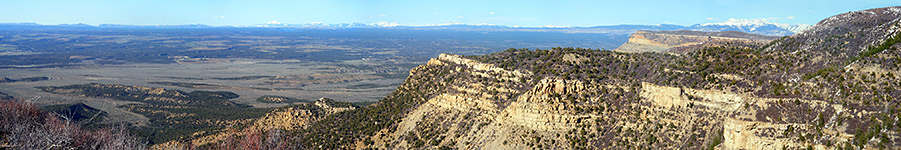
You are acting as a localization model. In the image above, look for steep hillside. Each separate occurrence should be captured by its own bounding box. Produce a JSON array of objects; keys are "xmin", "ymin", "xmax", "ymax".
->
[
  {"xmin": 764, "ymin": 6, "xmax": 901, "ymax": 72},
  {"xmin": 166, "ymin": 6, "xmax": 901, "ymax": 149},
  {"xmin": 614, "ymin": 30, "xmax": 778, "ymax": 54}
]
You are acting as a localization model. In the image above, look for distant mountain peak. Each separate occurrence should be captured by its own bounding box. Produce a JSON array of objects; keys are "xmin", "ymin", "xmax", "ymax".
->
[
  {"xmin": 420, "ymin": 22, "xmax": 504, "ymax": 27},
  {"xmin": 537, "ymin": 25, "xmax": 572, "ymax": 28},
  {"xmin": 702, "ymin": 18, "xmax": 776, "ymax": 26},
  {"xmin": 371, "ymin": 21, "xmax": 400, "ymax": 27},
  {"xmin": 689, "ymin": 18, "xmax": 810, "ymax": 36}
]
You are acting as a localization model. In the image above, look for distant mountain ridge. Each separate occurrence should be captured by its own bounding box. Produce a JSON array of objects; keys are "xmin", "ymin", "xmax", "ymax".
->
[
  {"xmin": 207, "ymin": 20, "xmax": 811, "ymax": 36},
  {"xmin": 0, "ymin": 19, "xmax": 810, "ymax": 36}
]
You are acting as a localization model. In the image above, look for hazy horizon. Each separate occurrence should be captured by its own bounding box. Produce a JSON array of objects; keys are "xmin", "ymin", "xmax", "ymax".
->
[{"xmin": 0, "ymin": 0, "xmax": 897, "ymax": 27}]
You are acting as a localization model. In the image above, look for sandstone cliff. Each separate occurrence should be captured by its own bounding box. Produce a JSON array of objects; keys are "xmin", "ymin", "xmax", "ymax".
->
[
  {"xmin": 363, "ymin": 53, "xmax": 860, "ymax": 149},
  {"xmin": 614, "ymin": 30, "xmax": 778, "ymax": 54}
]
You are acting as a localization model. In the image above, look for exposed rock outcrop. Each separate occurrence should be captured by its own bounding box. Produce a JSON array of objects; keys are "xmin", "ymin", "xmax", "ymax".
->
[
  {"xmin": 254, "ymin": 97, "xmax": 357, "ymax": 131},
  {"xmin": 153, "ymin": 97, "xmax": 357, "ymax": 148}
]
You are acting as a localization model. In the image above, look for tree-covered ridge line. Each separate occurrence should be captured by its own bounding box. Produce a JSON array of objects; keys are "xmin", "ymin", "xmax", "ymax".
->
[{"xmin": 0, "ymin": 76, "xmax": 49, "ymax": 83}]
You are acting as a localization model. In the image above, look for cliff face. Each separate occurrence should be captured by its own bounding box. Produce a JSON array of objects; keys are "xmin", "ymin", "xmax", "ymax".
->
[
  {"xmin": 614, "ymin": 30, "xmax": 778, "ymax": 54},
  {"xmin": 355, "ymin": 54, "xmax": 610, "ymax": 149},
  {"xmin": 362, "ymin": 52, "xmax": 847, "ymax": 149},
  {"xmin": 361, "ymin": 53, "xmax": 853, "ymax": 149},
  {"xmin": 362, "ymin": 53, "xmax": 742, "ymax": 149},
  {"xmin": 365, "ymin": 54, "xmax": 532, "ymax": 149}
]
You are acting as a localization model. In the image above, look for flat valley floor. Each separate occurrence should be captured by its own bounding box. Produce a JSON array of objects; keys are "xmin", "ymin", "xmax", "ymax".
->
[{"xmin": 0, "ymin": 58, "xmax": 414, "ymax": 125}]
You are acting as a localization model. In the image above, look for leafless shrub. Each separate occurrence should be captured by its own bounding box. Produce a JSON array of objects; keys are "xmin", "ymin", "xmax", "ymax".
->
[
  {"xmin": 240, "ymin": 128, "xmax": 262, "ymax": 150},
  {"xmin": 0, "ymin": 100, "xmax": 145, "ymax": 150}
]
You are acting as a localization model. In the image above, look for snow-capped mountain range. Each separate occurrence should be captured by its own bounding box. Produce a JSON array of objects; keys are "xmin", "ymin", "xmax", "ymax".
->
[
  {"xmin": 692, "ymin": 18, "xmax": 811, "ymax": 36},
  {"xmin": 246, "ymin": 18, "xmax": 809, "ymax": 36},
  {"xmin": 698, "ymin": 18, "xmax": 810, "ymax": 33},
  {"xmin": 0, "ymin": 19, "xmax": 810, "ymax": 36}
]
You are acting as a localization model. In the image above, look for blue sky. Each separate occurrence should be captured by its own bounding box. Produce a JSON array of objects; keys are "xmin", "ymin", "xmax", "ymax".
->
[{"xmin": 0, "ymin": 0, "xmax": 897, "ymax": 27}]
